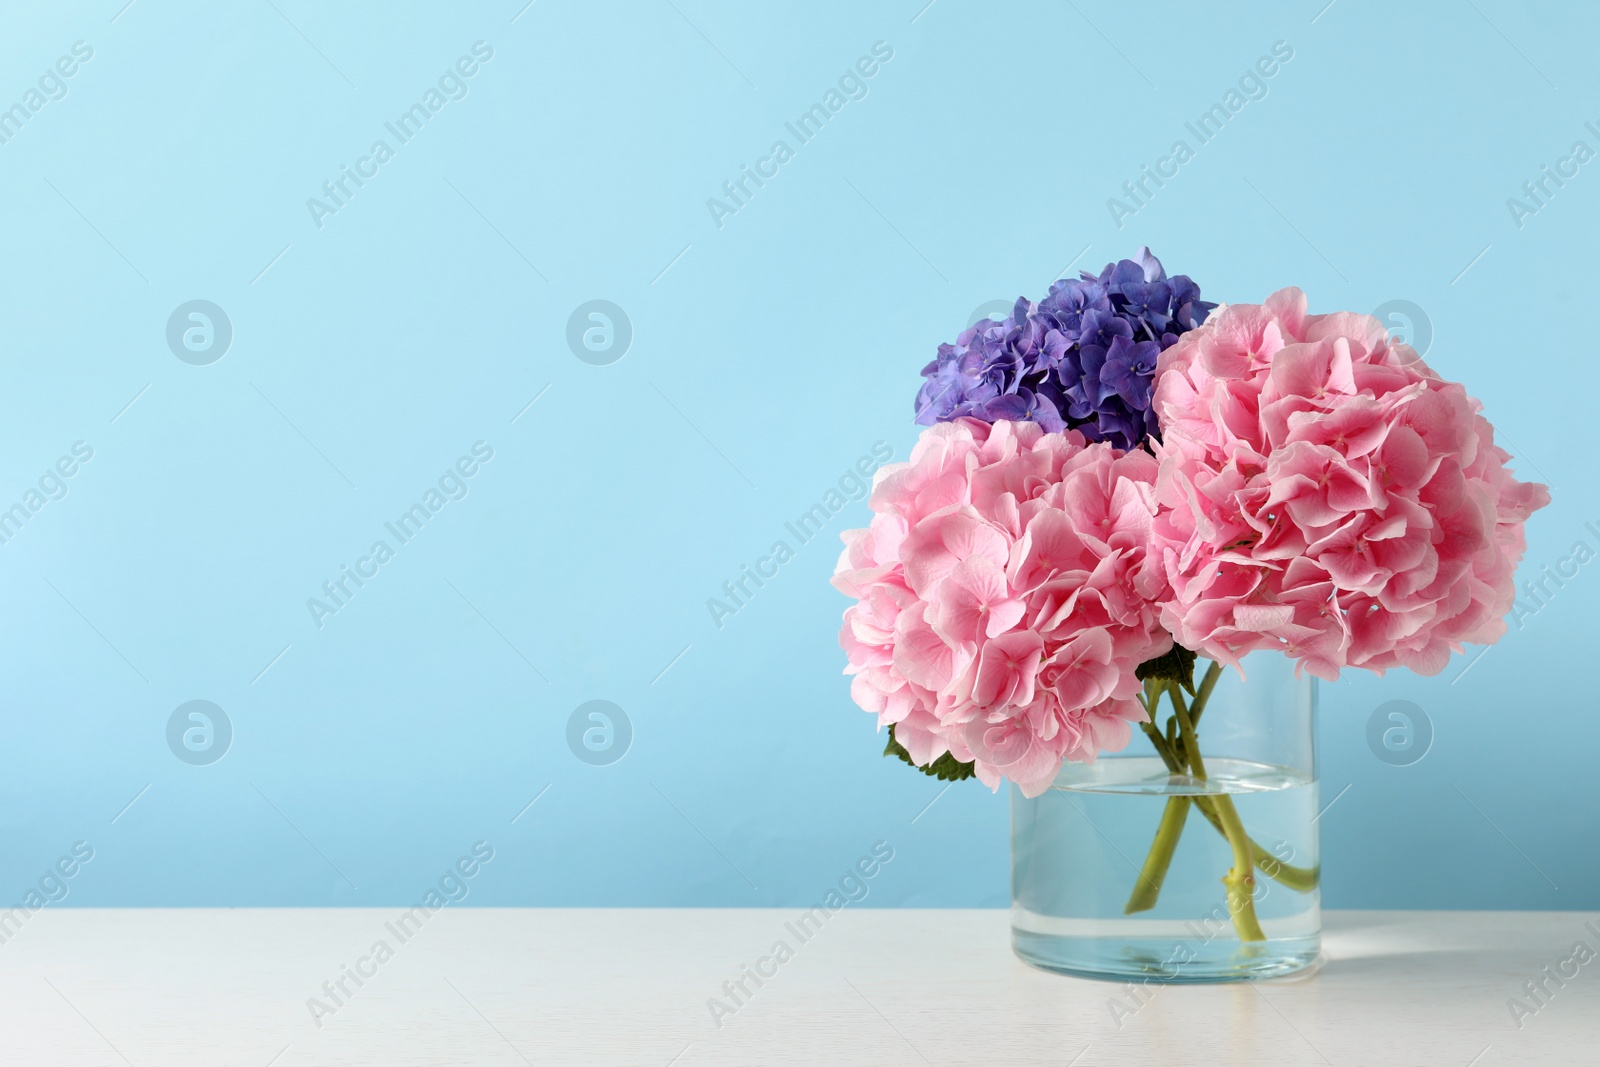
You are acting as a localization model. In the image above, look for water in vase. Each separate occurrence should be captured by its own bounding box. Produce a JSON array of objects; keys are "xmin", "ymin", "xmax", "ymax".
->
[{"xmin": 1012, "ymin": 754, "xmax": 1320, "ymax": 982}]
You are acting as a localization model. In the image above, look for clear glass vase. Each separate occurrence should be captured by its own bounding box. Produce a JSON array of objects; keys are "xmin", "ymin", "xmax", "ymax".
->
[{"xmin": 1011, "ymin": 652, "xmax": 1320, "ymax": 982}]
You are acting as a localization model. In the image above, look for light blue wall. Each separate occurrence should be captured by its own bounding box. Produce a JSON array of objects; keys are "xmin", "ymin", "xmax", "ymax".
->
[{"xmin": 0, "ymin": 0, "xmax": 1593, "ymax": 910}]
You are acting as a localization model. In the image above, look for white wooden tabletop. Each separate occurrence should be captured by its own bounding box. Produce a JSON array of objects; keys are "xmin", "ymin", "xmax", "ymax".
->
[{"xmin": 0, "ymin": 908, "xmax": 1593, "ymax": 1065}]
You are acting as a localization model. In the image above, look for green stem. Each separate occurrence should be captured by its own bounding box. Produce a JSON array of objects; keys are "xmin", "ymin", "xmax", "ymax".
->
[
  {"xmin": 1138, "ymin": 679, "xmax": 1182, "ymax": 773},
  {"xmin": 1243, "ymin": 833, "xmax": 1320, "ymax": 893},
  {"xmin": 1180, "ymin": 798, "xmax": 1320, "ymax": 891},
  {"xmin": 1212, "ymin": 795, "xmax": 1270, "ymax": 941},
  {"xmin": 1123, "ymin": 665, "xmax": 1321, "ymax": 914},
  {"xmin": 1124, "ymin": 680, "xmax": 1187, "ymax": 914},
  {"xmin": 1170, "ymin": 687, "xmax": 1266, "ymax": 943},
  {"xmin": 1124, "ymin": 795, "xmax": 1191, "ymax": 914},
  {"xmin": 1188, "ymin": 660, "xmax": 1224, "ymax": 728},
  {"xmin": 1182, "ymin": 663, "xmax": 1320, "ymax": 891}
]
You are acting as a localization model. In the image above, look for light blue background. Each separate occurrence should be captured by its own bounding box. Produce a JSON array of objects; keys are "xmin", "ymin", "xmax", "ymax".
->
[{"xmin": 0, "ymin": 0, "xmax": 1593, "ymax": 910}]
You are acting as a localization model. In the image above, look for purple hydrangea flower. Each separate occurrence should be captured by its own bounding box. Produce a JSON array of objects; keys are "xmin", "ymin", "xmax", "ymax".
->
[{"xmin": 915, "ymin": 247, "xmax": 1216, "ymax": 450}]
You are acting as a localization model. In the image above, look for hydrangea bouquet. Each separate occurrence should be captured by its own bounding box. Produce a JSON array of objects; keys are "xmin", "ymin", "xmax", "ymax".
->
[{"xmin": 834, "ymin": 249, "xmax": 1549, "ymax": 953}]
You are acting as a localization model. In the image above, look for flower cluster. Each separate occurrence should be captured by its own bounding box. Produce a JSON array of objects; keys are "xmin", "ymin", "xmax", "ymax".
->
[
  {"xmin": 1149, "ymin": 288, "xmax": 1550, "ymax": 679},
  {"xmin": 913, "ymin": 247, "xmax": 1214, "ymax": 451},
  {"xmin": 843, "ymin": 259, "xmax": 1549, "ymax": 794},
  {"xmin": 832, "ymin": 418, "xmax": 1172, "ymax": 796}
]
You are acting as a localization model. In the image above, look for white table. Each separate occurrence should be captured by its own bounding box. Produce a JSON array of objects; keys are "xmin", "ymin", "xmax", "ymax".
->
[{"xmin": 0, "ymin": 908, "xmax": 1592, "ymax": 1065}]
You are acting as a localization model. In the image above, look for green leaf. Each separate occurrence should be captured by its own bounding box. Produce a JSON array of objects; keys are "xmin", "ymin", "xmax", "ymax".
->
[
  {"xmin": 1135, "ymin": 644, "xmax": 1198, "ymax": 695},
  {"xmin": 884, "ymin": 723, "xmax": 976, "ymax": 782}
]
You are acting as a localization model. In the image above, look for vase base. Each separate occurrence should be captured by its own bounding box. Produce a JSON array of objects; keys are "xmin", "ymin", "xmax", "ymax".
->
[{"xmin": 1012, "ymin": 930, "xmax": 1321, "ymax": 983}]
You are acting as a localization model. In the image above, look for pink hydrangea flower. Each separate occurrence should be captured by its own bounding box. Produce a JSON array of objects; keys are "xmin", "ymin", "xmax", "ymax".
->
[
  {"xmin": 833, "ymin": 418, "xmax": 1172, "ymax": 796},
  {"xmin": 1149, "ymin": 288, "xmax": 1550, "ymax": 680}
]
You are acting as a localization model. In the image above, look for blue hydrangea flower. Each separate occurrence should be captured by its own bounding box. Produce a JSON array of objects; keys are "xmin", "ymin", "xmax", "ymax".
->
[{"xmin": 915, "ymin": 247, "xmax": 1215, "ymax": 451}]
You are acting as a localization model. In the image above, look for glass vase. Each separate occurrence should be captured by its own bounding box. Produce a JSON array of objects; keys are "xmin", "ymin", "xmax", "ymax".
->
[{"xmin": 1011, "ymin": 652, "xmax": 1320, "ymax": 982}]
